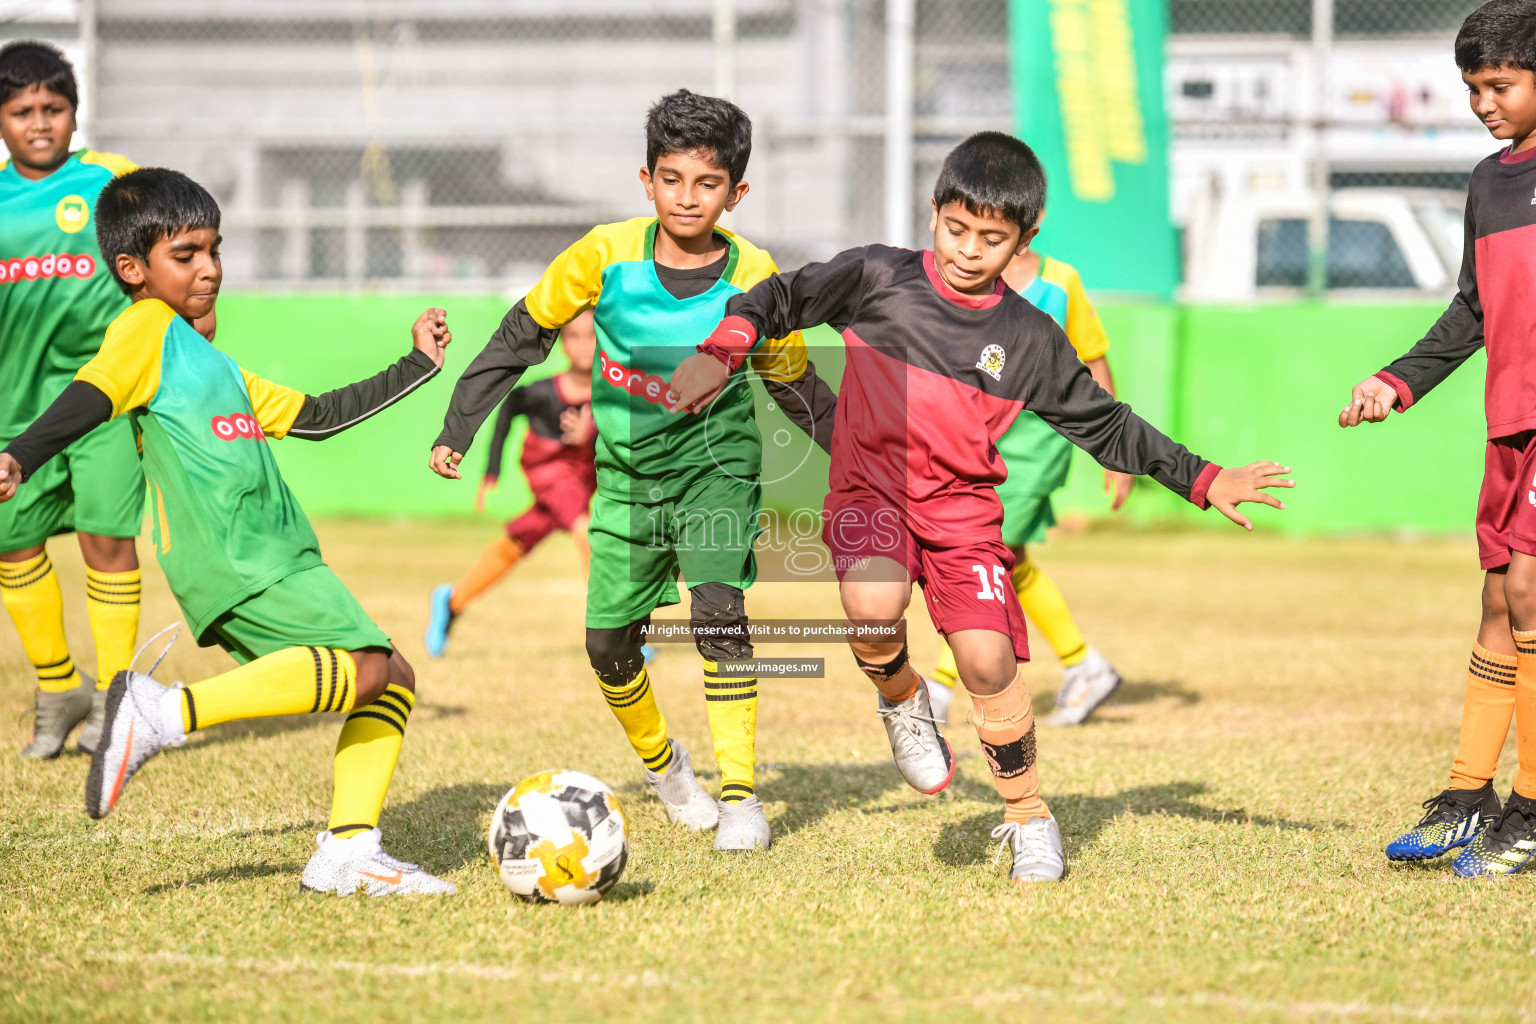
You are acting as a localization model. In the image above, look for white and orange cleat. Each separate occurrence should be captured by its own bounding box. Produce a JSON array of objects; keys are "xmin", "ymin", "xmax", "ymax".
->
[
  {"xmin": 84, "ymin": 670, "xmax": 184, "ymax": 819},
  {"xmin": 300, "ymin": 828, "xmax": 456, "ymax": 897}
]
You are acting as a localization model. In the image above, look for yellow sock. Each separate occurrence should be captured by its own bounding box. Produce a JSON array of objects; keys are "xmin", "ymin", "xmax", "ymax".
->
[
  {"xmin": 1013, "ymin": 558, "xmax": 1087, "ymax": 668},
  {"xmin": 86, "ymin": 568, "xmax": 140, "ymax": 689},
  {"xmin": 598, "ymin": 666, "xmax": 673, "ymax": 773},
  {"xmin": 0, "ymin": 553, "xmax": 81, "ymax": 693},
  {"xmin": 703, "ymin": 657, "xmax": 757, "ymax": 802},
  {"xmin": 181, "ymin": 646, "xmax": 357, "ymax": 732},
  {"xmin": 932, "ymin": 642, "xmax": 960, "ymax": 689},
  {"xmin": 329, "ymin": 683, "xmax": 413, "ymax": 838}
]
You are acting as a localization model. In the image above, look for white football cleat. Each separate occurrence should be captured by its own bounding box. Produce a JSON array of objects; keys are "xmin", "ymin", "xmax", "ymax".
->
[
  {"xmin": 878, "ymin": 680, "xmax": 955, "ymax": 794},
  {"xmin": 992, "ymin": 816, "xmax": 1065, "ymax": 883},
  {"xmin": 1045, "ymin": 647, "xmax": 1122, "ymax": 727},
  {"xmin": 84, "ymin": 670, "xmax": 183, "ymax": 819},
  {"xmin": 645, "ymin": 740, "xmax": 719, "ymax": 830},
  {"xmin": 925, "ymin": 675, "xmax": 956, "ymax": 726},
  {"xmin": 300, "ymin": 829, "xmax": 456, "ymax": 897},
  {"xmin": 714, "ymin": 795, "xmax": 771, "ymax": 851}
]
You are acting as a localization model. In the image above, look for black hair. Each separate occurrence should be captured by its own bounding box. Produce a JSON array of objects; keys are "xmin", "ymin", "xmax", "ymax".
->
[
  {"xmin": 932, "ymin": 131, "xmax": 1046, "ymax": 234},
  {"xmin": 96, "ymin": 168, "xmax": 221, "ymax": 294},
  {"xmin": 644, "ymin": 89, "xmax": 752, "ymax": 185},
  {"xmin": 1455, "ymin": 0, "xmax": 1536, "ymax": 73},
  {"xmin": 0, "ymin": 39, "xmax": 78, "ymax": 110}
]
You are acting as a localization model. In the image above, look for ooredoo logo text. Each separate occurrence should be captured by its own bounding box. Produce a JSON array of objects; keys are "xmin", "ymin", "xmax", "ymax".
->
[
  {"xmin": 0, "ymin": 252, "xmax": 96, "ymax": 285},
  {"xmin": 210, "ymin": 413, "xmax": 265, "ymax": 442},
  {"xmin": 600, "ymin": 351, "xmax": 681, "ymax": 409}
]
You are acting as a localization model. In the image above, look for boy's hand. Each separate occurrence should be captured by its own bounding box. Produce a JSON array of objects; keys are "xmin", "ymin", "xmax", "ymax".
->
[
  {"xmin": 475, "ymin": 475, "xmax": 497, "ymax": 512},
  {"xmin": 0, "ymin": 453, "xmax": 22, "ymax": 503},
  {"xmin": 412, "ymin": 308, "xmax": 452, "ymax": 368},
  {"xmin": 560, "ymin": 404, "xmax": 594, "ymax": 445},
  {"xmin": 1206, "ymin": 462, "xmax": 1294, "ymax": 531},
  {"xmin": 1105, "ymin": 470, "xmax": 1133, "ymax": 511},
  {"xmin": 430, "ymin": 445, "xmax": 463, "ymax": 479},
  {"xmin": 669, "ymin": 353, "xmax": 731, "ymax": 414},
  {"xmin": 1339, "ymin": 375, "xmax": 1398, "ymax": 427}
]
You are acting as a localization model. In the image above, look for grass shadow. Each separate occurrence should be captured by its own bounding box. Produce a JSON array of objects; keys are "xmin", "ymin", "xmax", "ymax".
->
[
  {"xmin": 380, "ymin": 781, "xmax": 514, "ymax": 876},
  {"xmin": 755, "ymin": 761, "xmax": 967, "ymax": 839},
  {"xmin": 933, "ymin": 781, "xmax": 1324, "ymax": 866},
  {"xmin": 142, "ymin": 861, "xmax": 301, "ymax": 894},
  {"xmin": 1108, "ymin": 678, "xmax": 1201, "ymax": 709}
]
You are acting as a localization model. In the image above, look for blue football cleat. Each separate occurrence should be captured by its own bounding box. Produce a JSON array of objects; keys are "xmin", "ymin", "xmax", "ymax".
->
[
  {"xmin": 425, "ymin": 584, "xmax": 456, "ymax": 659},
  {"xmin": 642, "ymin": 644, "xmax": 658, "ymax": 665},
  {"xmin": 1453, "ymin": 793, "xmax": 1536, "ymax": 878},
  {"xmin": 1386, "ymin": 782, "xmax": 1500, "ymax": 861}
]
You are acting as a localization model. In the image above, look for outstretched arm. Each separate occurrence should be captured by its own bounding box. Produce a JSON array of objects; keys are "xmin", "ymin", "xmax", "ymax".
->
[
  {"xmin": 246, "ymin": 308, "xmax": 451, "ymax": 442},
  {"xmin": 1023, "ymin": 327, "xmax": 1293, "ymax": 531},
  {"xmin": 761, "ymin": 362, "xmax": 838, "ymax": 453},
  {"xmin": 0, "ymin": 382, "xmax": 114, "ymax": 501},
  {"xmin": 670, "ymin": 247, "xmax": 869, "ymax": 414},
  {"xmin": 1343, "ymin": 199, "xmax": 1482, "ymax": 426}
]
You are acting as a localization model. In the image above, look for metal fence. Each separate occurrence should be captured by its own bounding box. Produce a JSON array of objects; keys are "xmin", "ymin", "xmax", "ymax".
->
[{"xmin": 0, "ymin": 0, "xmax": 1496, "ymax": 298}]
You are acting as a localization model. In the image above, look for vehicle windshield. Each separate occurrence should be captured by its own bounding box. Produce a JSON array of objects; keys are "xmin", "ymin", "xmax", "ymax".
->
[{"xmin": 1414, "ymin": 201, "xmax": 1465, "ymax": 279}]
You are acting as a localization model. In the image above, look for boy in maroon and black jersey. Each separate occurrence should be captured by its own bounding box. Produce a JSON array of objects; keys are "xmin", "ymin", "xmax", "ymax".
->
[
  {"xmin": 426, "ymin": 311, "xmax": 597, "ymax": 658},
  {"xmin": 671, "ymin": 132, "xmax": 1293, "ymax": 883},
  {"xmin": 1341, "ymin": 0, "xmax": 1536, "ymax": 878}
]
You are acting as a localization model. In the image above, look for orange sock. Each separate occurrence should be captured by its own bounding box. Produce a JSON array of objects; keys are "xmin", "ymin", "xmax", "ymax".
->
[
  {"xmin": 970, "ymin": 674, "xmax": 1048, "ymax": 823},
  {"xmin": 1514, "ymin": 630, "xmax": 1536, "ymax": 798},
  {"xmin": 449, "ymin": 535, "xmax": 522, "ymax": 614},
  {"xmin": 1450, "ymin": 642, "xmax": 1517, "ymax": 790}
]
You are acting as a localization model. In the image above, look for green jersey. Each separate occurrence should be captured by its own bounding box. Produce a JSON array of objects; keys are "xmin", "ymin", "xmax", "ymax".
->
[
  {"xmin": 76, "ymin": 299, "xmax": 323, "ymax": 640},
  {"xmin": 436, "ymin": 217, "xmax": 812, "ymax": 504},
  {"xmin": 0, "ymin": 150, "xmax": 136, "ymax": 439}
]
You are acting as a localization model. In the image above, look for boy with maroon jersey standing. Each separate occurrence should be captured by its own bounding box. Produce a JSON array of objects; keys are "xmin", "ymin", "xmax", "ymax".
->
[{"xmin": 672, "ymin": 132, "xmax": 1293, "ymax": 882}]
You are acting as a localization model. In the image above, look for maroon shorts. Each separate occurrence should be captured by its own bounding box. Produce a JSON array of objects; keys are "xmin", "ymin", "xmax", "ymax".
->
[
  {"xmin": 1478, "ymin": 430, "xmax": 1536, "ymax": 569},
  {"xmin": 506, "ymin": 472, "xmax": 594, "ymax": 552},
  {"xmin": 823, "ymin": 502, "xmax": 1029, "ymax": 661}
]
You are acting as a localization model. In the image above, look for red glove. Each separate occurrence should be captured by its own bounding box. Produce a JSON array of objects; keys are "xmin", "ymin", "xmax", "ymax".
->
[{"xmin": 699, "ymin": 315, "xmax": 758, "ymax": 372}]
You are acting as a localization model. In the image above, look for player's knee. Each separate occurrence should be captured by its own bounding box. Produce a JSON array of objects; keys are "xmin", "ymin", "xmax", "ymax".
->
[
  {"xmin": 952, "ymin": 645, "xmax": 1018, "ymax": 695},
  {"xmin": 387, "ymin": 650, "xmax": 416, "ymax": 693},
  {"xmin": 350, "ymin": 649, "xmax": 392, "ymax": 706},
  {"xmin": 586, "ymin": 623, "xmax": 647, "ymax": 686},
  {"xmin": 690, "ymin": 583, "xmax": 752, "ymax": 662}
]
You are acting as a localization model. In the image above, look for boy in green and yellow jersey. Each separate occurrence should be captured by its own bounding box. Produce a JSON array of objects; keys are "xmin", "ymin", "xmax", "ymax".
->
[
  {"xmin": 927, "ymin": 242, "xmax": 1129, "ymax": 728},
  {"xmin": 0, "ymin": 41, "xmax": 147, "ymax": 759},
  {"xmin": 0, "ymin": 167, "xmax": 456, "ymax": 897},
  {"xmin": 431, "ymin": 90, "xmax": 834, "ymax": 852}
]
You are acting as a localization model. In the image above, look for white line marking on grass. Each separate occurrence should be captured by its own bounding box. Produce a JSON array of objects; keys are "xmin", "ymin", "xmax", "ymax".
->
[
  {"xmin": 975, "ymin": 984, "xmax": 1534, "ymax": 1021},
  {"xmin": 72, "ymin": 951, "xmax": 673, "ymax": 988}
]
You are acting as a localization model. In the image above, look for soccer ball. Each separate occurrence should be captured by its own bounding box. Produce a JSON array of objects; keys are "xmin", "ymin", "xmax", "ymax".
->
[{"xmin": 488, "ymin": 769, "xmax": 629, "ymax": 905}]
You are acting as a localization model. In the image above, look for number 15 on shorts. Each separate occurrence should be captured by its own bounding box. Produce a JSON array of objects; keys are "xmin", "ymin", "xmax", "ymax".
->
[{"xmin": 972, "ymin": 563, "xmax": 1007, "ymax": 602}]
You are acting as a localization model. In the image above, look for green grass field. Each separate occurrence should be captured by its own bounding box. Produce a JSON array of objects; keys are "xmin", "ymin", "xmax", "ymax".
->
[{"xmin": 4, "ymin": 519, "xmax": 1536, "ymax": 1022}]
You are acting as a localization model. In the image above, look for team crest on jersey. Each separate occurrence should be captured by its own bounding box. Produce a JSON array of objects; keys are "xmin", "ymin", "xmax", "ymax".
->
[
  {"xmin": 55, "ymin": 194, "xmax": 89, "ymax": 234},
  {"xmin": 976, "ymin": 344, "xmax": 1006, "ymax": 381}
]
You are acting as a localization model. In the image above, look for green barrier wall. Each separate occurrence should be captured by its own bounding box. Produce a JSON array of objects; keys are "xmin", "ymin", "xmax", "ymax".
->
[{"xmin": 216, "ymin": 294, "xmax": 1482, "ymax": 537}]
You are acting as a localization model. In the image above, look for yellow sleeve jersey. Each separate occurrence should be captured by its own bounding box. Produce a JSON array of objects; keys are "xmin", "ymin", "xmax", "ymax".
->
[
  {"xmin": 1022, "ymin": 256, "xmax": 1109, "ymax": 363},
  {"xmin": 76, "ymin": 298, "xmax": 324, "ymax": 640},
  {"xmin": 519, "ymin": 217, "xmax": 809, "ymax": 500}
]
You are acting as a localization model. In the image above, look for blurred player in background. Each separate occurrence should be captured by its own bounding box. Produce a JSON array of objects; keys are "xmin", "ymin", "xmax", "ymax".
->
[
  {"xmin": 927, "ymin": 218, "xmax": 1128, "ymax": 728},
  {"xmin": 675, "ymin": 131, "xmax": 1293, "ymax": 884},
  {"xmin": 425, "ymin": 311, "xmax": 598, "ymax": 658},
  {"xmin": 0, "ymin": 41, "xmax": 145, "ymax": 760},
  {"xmin": 1342, "ymin": 0, "xmax": 1536, "ymax": 879},
  {"xmin": 431, "ymin": 90, "xmax": 834, "ymax": 853},
  {"xmin": 0, "ymin": 168, "xmax": 456, "ymax": 896}
]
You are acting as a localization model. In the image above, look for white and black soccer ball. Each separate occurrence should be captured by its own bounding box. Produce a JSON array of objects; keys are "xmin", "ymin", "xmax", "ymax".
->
[{"xmin": 488, "ymin": 769, "xmax": 629, "ymax": 905}]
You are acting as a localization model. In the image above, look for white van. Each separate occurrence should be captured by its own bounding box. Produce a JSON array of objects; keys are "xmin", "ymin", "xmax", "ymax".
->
[{"xmin": 1181, "ymin": 188, "xmax": 1466, "ymax": 302}]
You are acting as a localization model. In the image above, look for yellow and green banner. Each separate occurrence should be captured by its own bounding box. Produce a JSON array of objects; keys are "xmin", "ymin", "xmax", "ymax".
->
[{"xmin": 1009, "ymin": 0, "xmax": 1176, "ymax": 296}]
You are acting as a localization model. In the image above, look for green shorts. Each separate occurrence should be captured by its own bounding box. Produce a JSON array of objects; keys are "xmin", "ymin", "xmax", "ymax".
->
[
  {"xmin": 204, "ymin": 564, "xmax": 392, "ymax": 664},
  {"xmin": 585, "ymin": 473, "xmax": 761, "ymax": 629},
  {"xmin": 0, "ymin": 416, "xmax": 145, "ymax": 552},
  {"xmin": 995, "ymin": 411, "xmax": 1074, "ymax": 548}
]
